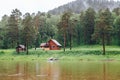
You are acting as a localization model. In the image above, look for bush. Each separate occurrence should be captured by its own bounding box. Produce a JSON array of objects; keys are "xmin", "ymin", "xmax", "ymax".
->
[{"xmin": 0, "ymin": 51, "xmax": 4, "ymax": 55}]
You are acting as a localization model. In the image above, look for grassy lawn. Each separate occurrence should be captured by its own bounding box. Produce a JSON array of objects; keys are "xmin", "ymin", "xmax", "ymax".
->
[{"xmin": 0, "ymin": 45, "xmax": 120, "ymax": 61}]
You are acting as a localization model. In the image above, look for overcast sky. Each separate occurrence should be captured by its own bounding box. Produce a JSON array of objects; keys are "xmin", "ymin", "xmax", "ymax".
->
[{"xmin": 0, "ymin": 0, "xmax": 76, "ymax": 18}]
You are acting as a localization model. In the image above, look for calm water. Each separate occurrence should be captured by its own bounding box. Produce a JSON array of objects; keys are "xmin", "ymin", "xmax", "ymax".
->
[{"xmin": 0, "ymin": 60, "xmax": 120, "ymax": 80}]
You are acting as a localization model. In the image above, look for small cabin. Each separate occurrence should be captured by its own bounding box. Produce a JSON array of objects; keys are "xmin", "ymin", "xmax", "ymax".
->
[
  {"xmin": 40, "ymin": 39, "xmax": 62, "ymax": 50},
  {"xmin": 40, "ymin": 43, "xmax": 50, "ymax": 50},
  {"xmin": 16, "ymin": 45, "xmax": 26, "ymax": 52}
]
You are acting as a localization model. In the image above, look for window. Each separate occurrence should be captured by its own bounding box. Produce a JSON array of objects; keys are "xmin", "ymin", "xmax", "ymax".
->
[{"xmin": 52, "ymin": 46, "xmax": 55, "ymax": 48}]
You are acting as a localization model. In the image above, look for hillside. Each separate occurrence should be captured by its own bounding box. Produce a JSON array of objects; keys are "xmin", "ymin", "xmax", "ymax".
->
[{"xmin": 48, "ymin": 0, "xmax": 120, "ymax": 14}]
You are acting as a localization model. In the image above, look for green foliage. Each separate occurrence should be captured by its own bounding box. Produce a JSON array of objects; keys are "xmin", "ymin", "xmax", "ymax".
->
[
  {"xmin": 7, "ymin": 14, "xmax": 18, "ymax": 48},
  {"xmin": 0, "ymin": 51, "xmax": 4, "ymax": 55},
  {"xmin": 1, "ymin": 46, "xmax": 120, "ymax": 61},
  {"xmin": 113, "ymin": 7, "xmax": 120, "ymax": 16},
  {"xmin": 92, "ymin": 8, "xmax": 113, "ymax": 55},
  {"xmin": 81, "ymin": 8, "xmax": 96, "ymax": 44},
  {"xmin": 22, "ymin": 13, "xmax": 36, "ymax": 54},
  {"xmin": 92, "ymin": 8, "xmax": 113, "ymax": 41},
  {"xmin": 113, "ymin": 15, "xmax": 120, "ymax": 45},
  {"xmin": 58, "ymin": 11, "xmax": 72, "ymax": 51},
  {"xmin": 0, "ymin": 7, "xmax": 120, "ymax": 52}
]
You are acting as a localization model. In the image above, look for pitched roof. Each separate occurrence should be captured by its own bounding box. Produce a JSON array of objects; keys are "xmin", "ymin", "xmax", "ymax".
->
[
  {"xmin": 50, "ymin": 39, "xmax": 62, "ymax": 46},
  {"xmin": 16, "ymin": 45, "xmax": 25, "ymax": 48},
  {"xmin": 40, "ymin": 43, "xmax": 49, "ymax": 47}
]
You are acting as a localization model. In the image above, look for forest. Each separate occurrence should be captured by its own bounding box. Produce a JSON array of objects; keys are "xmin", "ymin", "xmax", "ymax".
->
[
  {"xmin": 48, "ymin": 0, "xmax": 120, "ymax": 14},
  {"xmin": 0, "ymin": 0, "xmax": 120, "ymax": 54}
]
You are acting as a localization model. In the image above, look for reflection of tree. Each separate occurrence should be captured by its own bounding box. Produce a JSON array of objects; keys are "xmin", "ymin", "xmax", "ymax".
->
[
  {"xmin": 36, "ymin": 61, "xmax": 40, "ymax": 80},
  {"xmin": 47, "ymin": 62, "xmax": 60, "ymax": 80},
  {"xmin": 24, "ymin": 62, "xmax": 28, "ymax": 80},
  {"xmin": 0, "ymin": 61, "xmax": 61, "ymax": 80},
  {"xmin": 103, "ymin": 63, "xmax": 107, "ymax": 80},
  {"xmin": 16, "ymin": 62, "xmax": 20, "ymax": 79}
]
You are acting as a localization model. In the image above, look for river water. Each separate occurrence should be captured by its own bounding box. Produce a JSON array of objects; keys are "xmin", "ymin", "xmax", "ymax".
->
[{"xmin": 0, "ymin": 60, "xmax": 120, "ymax": 80}]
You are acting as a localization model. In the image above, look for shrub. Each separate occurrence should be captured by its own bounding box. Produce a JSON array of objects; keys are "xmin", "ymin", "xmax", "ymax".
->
[{"xmin": 0, "ymin": 51, "xmax": 4, "ymax": 55}]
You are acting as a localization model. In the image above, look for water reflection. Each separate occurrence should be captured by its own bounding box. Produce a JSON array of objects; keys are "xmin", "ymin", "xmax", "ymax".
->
[
  {"xmin": 0, "ymin": 61, "xmax": 120, "ymax": 80},
  {"xmin": 103, "ymin": 63, "xmax": 106, "ymax": 80}
]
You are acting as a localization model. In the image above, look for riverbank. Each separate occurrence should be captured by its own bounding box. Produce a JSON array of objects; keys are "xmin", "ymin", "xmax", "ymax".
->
[{"xmin": 0, "ymin": 45, "xmax": 120, "ymax": 61}]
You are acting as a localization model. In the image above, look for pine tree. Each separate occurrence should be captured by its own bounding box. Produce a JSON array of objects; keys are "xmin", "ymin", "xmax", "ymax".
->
[
  {"xmin": 92, "ymin": 8, "xmax": 113, "ymax": 55},
  {"xmin": 22, "ymin": 13, "xmax": 35, "ymax": 55},
  {"xmin": 114, "ymin": 16, "xmax": 120, "ymax": 45},
  {"xmin": 58, "ymin": 11, "xmax": 71, "ymax": 51},
  {"xmin": 11, "ymin": 9, "xmax": 22, "ymax": 53},
  {"xmin": 33, "ymin": 13, "xmax": 41, "ymax": 50},
  {"xmin": 82, "ymin": 8, "xmax": 96, "ymax": 44},
  {"xmin": 7, "ymin": 14, "xmax": 18, "ymax": 48}
]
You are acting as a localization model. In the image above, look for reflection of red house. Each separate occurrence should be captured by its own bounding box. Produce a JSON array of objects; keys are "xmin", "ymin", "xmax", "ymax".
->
[{"xmin": 40, "ymin": 39, "xmax": 62, "ymax": 50}]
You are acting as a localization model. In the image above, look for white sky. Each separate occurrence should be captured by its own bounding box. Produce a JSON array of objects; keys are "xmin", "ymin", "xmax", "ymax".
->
[{"xmin": 0, "ymin": 0, "xmax": 75, "ymax": 18}]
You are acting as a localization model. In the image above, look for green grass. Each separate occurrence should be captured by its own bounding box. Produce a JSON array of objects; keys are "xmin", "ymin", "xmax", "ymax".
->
[{"xmin": 0, "ymin": 45, "xmax": 120, "ymax": 61}]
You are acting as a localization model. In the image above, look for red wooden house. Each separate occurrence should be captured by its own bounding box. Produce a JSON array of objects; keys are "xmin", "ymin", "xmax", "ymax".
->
[{"xmin": 40, "ymin": 39, "xmax": 62, "ymax": 50}]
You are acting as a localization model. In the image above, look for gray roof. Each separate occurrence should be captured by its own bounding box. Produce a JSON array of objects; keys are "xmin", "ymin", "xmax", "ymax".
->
[
  {"xmin": 40, "ymin": 43, "xmax": 46, "ymax": 46},
  {"xmin": 51, "ymin": 39, "xmax": 62, "ymax": 46},
  {"xmin": 40, "ymin": 43, "xmax": 49, "ymax": 47},
  {"xmin": 18, "ymin": 45, "xmax": 25, "ymax": 48}
]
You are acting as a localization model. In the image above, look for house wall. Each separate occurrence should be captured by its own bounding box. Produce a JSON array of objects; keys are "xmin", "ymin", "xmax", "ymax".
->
[
  {"xmin": 44, "ymin": 48, "xmax": 50, "ymax": 51},
  {"xmin": 49, "ymin": 40, "xmax": 61, "ymax": 50},
  {"xmin": 16, "ymin": 48, "xmax": 25, "ymax": 52}
]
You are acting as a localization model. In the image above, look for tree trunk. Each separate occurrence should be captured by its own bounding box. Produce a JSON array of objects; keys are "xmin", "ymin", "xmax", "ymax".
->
[
  {"xmin": 17, "ymin": 26, "xmax": 19, "ymax": 54},
  {"xmin": 70, "ymin": 34, "xmax": 72, "ymax": 50},
  {"xmin": 106, "ymin": 34, "xmax": 111, "ymax": 45},
  {"xmin": 12, "ymin": 41, "xmax": 14, "ymax": 48},
  {"xmin": 17, "ymin": 42, "xmax": 19, "ymax": 54},
  {"xmin": 35, "ymin": 39, "xmax": 37, "ymax": 50},
  {"xmin": 102, "ymin": 34, "xmax": 105, "ymax": 55},
  {"xmin": 26, "ymin": 42, "xmax": 28, "ymax": 55},
  {"xmin": 118, "ymin": 31, "xmax": 120, "ymax": 46},
  {"xmin": 64, "ymin": 32, "xmax": 66, "ymax": 52},
  {"xmin": 77, "ymin": 30, "xmax": 80, "ymax": 45},
  {"xmin": 40, "ymin": 35, "xmax": 43, "ymax": 43}
]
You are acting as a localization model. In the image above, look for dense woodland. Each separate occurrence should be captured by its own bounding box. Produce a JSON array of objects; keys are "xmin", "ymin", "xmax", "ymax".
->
[
  {"xmin": 0, "ymin": 0, "xmax": 120, "ymax": 54},
  {"xmin": 48, "ymin": 0, "xmax": 120, "ymax": 15}
]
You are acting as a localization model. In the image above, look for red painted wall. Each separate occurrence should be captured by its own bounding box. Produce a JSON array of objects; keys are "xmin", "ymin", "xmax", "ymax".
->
[{"xmin": 48, "ymin": 40, "xmax": 61, "ymax": 50}]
